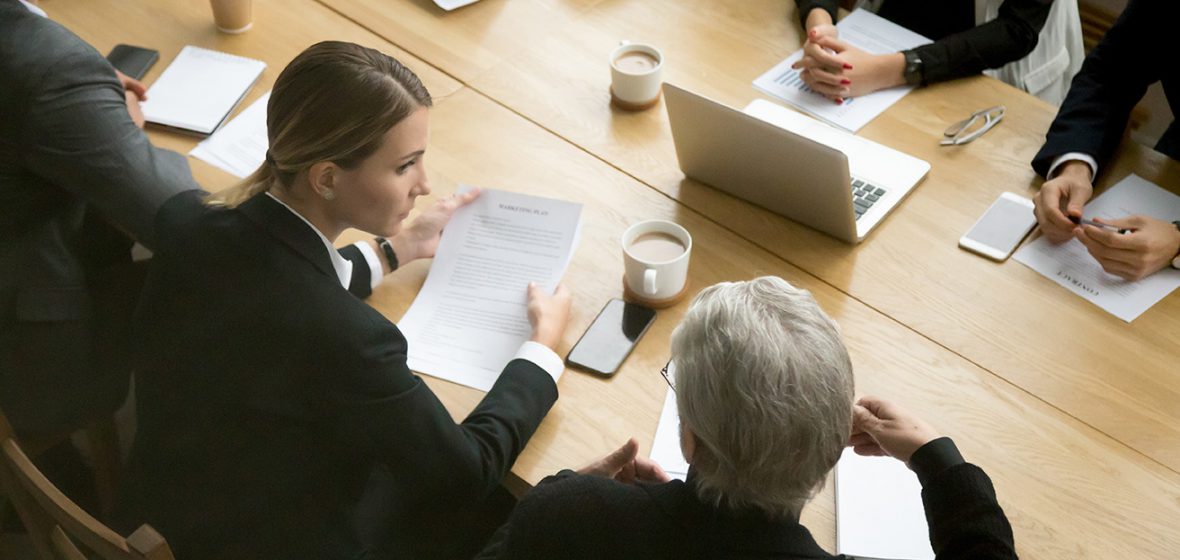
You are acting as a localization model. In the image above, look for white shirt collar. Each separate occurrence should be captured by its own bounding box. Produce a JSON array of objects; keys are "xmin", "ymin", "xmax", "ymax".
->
[
  {"xmin": 19, "ymin": 0, "xmax": 47, "ymax": 17},
  {"xmin": 265, "ymin": 192, "xmax": 352, "ymax": 289}
]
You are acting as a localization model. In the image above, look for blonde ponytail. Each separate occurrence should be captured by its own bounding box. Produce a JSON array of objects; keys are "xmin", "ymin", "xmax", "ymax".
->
[{"xmin": 206, "ymin": 163, "xmax": 276, "ymax": 208}]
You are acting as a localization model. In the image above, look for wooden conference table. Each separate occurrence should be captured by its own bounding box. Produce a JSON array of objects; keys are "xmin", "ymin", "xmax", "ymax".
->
[
  {"xmin": 324, "ymin": 0, "xmax": 1180, "ymax": 470},
  {"xmin": 46, "ymin": 0, "xmax": 1180, "ymax": 557}
]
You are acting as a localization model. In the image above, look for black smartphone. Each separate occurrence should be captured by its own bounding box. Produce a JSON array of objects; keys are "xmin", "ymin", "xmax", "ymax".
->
[
  {"xmin": 106, "ymin": 44, "xmax": 159, "ymax": 80},
  {"xmin": 566, "ymin": 299, "xmax": 657, "ymax": 376}
]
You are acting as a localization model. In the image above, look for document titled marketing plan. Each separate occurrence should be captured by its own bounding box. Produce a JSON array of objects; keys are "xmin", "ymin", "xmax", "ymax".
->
[{"xmin": 398, "ymin": 186, "xmax": 582, "ymax": 391}]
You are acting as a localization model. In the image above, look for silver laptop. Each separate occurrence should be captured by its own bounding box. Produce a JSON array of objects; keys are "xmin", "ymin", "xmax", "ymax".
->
[{"xmin": 663, "ymin": 83, "xmax": 929, "ymax": 243}]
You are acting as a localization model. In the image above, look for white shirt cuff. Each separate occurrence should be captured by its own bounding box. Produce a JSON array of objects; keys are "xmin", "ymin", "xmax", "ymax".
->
[
  {"xmin": 353, "ymin": 241, "xmax": 384, "ymax": 291},
  {"xmin": 514, "ymin": 341, "xmax": 564, "ymax": 385},
  {"xmin": 1048, "ymin": 153, "xmax": 1098, "ymax": 180}
]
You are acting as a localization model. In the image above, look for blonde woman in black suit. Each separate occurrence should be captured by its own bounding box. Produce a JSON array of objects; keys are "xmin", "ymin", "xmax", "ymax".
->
[{"xmin": 116, "ymin": 41, "xmax": 572, "ymax": 560}]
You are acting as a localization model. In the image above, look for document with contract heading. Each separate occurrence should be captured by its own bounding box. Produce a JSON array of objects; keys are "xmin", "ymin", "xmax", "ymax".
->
[
  {"xmin": 1014, "ymin": 174, "xmax": 1180, "ymax": 322},
  {"xmin": 835, "ymin": 448, "xmax": 934, "ymax": 560},
  {"xmin": 398, "ymin": 186, "xmax": 582, "ymax": 391},
  {"xmin": 753, "ymin": 9, "xmax": 931, "ymax": 132}
]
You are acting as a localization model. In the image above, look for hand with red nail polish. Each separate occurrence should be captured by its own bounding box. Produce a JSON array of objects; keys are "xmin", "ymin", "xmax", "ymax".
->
[{"xmin": 797, "ymin": 36, "xmax": 908, "ymax": 101}]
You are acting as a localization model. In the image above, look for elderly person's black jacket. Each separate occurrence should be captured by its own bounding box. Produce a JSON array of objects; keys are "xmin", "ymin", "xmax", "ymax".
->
[{"xmin": 477, "ymin": 438, "xmax": 1016, "ymax": 560}]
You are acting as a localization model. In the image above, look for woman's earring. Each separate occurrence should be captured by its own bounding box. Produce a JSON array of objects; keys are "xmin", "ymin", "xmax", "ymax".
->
[{"xmin": 321, "ymin": 190, "xmax": 336, "ymax": 201}]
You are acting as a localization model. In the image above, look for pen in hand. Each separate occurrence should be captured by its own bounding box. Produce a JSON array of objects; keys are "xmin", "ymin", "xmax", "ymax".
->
[{"xmin": 1069, "ymin": 215, "xmax": 1130, "ymax": 234}]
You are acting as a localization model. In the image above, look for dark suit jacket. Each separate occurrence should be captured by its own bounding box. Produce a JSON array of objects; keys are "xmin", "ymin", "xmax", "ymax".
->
[
  {"xmin": 477, "ymin": 438, "xmax": 1017, "ymax": 560},
  {"xmin": 1032, "ymin": 0, "xmax": 1180, "ymax": 177},
  {"xmin": 116, "ymin": 191, "xmax": 558, "ymax": 559},
  {"xmin": 797, "ymin": 0, "xmax": 1050, "ymax": 84},
  {"xmin": 0, "ymin": 0, "xmax": 200, "ymax": 435}
]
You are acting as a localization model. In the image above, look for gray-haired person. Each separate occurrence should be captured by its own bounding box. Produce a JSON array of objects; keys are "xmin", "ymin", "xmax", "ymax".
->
[{"xmin": 478, "ymin": 276, "xmax": 1016, "ymax": 560}]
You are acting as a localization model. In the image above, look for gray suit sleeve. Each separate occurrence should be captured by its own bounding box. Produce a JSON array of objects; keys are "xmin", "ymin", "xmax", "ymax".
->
[{"xmin": 19, "ymin": 43, "xmax": 200, "ymax": 249}]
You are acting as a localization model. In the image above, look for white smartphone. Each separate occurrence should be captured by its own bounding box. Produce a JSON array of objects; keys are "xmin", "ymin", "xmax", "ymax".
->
[{"xmin": 959, "ymin": 192, "xmax": 1038, "ymax": 261}]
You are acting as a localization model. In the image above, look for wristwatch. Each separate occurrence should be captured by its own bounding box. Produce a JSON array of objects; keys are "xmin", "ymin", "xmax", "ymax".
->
[
  {"xmin": 374, "ymin": 236, "xmax": 399, "ymax": 272},
  {"xmin": 902, "ymin": 49, "xmax": 925, "ymax": 86},
  {"xmin": 1172, "ymin": 221, "xmax": 1180, "ymax": 270}
]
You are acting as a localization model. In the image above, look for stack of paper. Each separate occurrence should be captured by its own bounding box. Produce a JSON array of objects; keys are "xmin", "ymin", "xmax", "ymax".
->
[
  {"xmin": 142, "ymin": 45, "xmax": 266, "ymax": 135},
  {"xmin": 835, "ymin": 448, "xmax": 934, "ymax": 560},
  {"xmin": 753, "ymin": 10, "xmax": 931, "ymax": 132},
  {"xmin": 189, "ymin": 92, "xmax": 270, "ymax": 178},
  {"xmin": 398, "ymin": 187, "xmax": 582, "ymax": 392},
  {"xmin": 650, "ymin": 386, "xmax": 689, "ymax": 481},
  {"xmin": 1013, "ymin": 173, "xmax": 1180, "ymax": 322}
]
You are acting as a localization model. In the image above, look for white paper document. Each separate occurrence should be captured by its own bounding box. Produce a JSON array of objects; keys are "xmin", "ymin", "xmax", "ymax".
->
[
  {"xmin": 650, "ymin": 386, "xmax": 689, "ymax": 481},
  {"xmin": 1013, "ymin": 174, "xmax": 1180, "ymax": 322},
  {"xmin": 432, "ymin": 0, "xmax": 479, "ymax": 10},
  {"xmin": 753, "ymin": 9, "xmax": 931, "ymax": 132},
  {"xmin": 142, "ymin": 45, "xmax": 265, "ymax": 135},
  {"xmin": 398, "ymin": 187, "xmax": 582, "ymax": 391},
  {"xmin": 835, "ymin": 448, "xmax": 934, "ymax": 560},
  {"xmin": 189, "ymin": 91, "xmax": 269, "ymax": 178}
]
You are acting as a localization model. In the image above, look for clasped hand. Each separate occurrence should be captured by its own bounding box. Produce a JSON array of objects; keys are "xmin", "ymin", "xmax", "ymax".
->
[
  {"xmin": 578, "ymin": 438, "xmax": 671, "ymax": 484},
  {"xmin": 790, "ymin": 26, "xmax": 902, "ymax": 102}
]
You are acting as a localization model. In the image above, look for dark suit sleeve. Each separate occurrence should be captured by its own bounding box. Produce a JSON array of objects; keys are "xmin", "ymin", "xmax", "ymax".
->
[
  {"xmin": 18, "ymin": 32, "xmax": 200, "ymax": 249},
  {"xmin": 795, "ymin": 0, "xmax": 838, "ymax": 29},
  {"xmin": 324, "ymin": 321, "xmax": 559, "ymax": 509},
  {"xmin": 910, "ymin": 438, "xmax": 1017, "ymax": 559},
  {"xmin": 337, "ymin": 244, "xmax": 373, "ymax": 299},
  {"xmin": 910, "ymin": 0, "xmax": 1050, "ymax": 85},
  {"xmin": 475, "ymin": 470, "xmax": 589, "ymax": 560},
  {"xmin": 1031, "ymin": 0, "xmax": 1161, "ymax": 177}
]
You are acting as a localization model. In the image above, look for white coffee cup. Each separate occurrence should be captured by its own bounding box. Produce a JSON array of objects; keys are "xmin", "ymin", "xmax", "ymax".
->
[
  {"xmin": 609, "ymin": 41, "xmax": 664, "ymax": 111},
  {"xmin": 622, "ymin": 220, "xmax": 692, "ymax": 308}
]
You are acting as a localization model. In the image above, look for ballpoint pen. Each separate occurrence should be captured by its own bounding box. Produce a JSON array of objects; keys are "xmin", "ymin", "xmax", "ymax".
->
[{"xmin": 1069, "ymin": 215, "xmax": 1130, "ymax": 234}]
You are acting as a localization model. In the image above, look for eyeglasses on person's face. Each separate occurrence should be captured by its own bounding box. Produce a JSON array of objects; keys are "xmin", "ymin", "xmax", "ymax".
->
[{"xmin": 660, "ymin": 359, "xmax": 675, "ymax": 392}]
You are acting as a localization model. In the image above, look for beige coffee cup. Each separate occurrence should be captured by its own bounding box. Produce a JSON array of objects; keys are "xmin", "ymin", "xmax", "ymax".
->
[
  {"xmin": 622, "ymin": 220, "xmax": 692, "ymax": 308},
  {"xmin": 609, "ymin": 41, "xmax": 664, "ymax": 111},
  {"xmin": 210, "ymin": 0, "xmax": 253, "ymax": 34}
]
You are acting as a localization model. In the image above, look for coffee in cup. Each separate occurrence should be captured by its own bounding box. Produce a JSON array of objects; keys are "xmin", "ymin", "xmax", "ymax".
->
[
  {"xmin": 622, "ymin": 220, "xmax": 692, "ymax": 308},
  {"xmin": 628, "ymin": 232, "xmax": 686, "ymax": 262},
  {"xmin": 610, "ymin": 41, "xmax": 664, "ymax": 112},
  {"xmin": 210, "ymin": 0, "xmax": 253, "ymax": 34}
]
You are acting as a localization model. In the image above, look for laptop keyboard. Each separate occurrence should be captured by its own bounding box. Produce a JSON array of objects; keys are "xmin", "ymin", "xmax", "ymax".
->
[{"xmin": 852, "ymin": 179, "xmax": 887, "ymax": 221}]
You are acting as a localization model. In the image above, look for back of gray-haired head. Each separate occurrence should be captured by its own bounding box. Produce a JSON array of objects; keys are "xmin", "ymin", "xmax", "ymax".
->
[{"xmin": 671, "ymin": 276, "xmax": 854, "ymax": 518}]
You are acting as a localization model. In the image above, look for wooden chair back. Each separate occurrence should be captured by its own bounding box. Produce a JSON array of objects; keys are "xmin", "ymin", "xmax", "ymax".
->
[{"xmin": 0, "ymin": 408, "xmax": 175, "ymax": 560}]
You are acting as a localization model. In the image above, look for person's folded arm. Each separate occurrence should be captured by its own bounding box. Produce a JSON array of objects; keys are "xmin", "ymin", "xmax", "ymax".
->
[{"xmin": 20, "ymin": 40, "xmax": 200, "ymax": 249}]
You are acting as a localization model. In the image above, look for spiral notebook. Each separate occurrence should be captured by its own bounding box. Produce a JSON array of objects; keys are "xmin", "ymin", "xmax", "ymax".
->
[{"xmin": 141, "ymin": 46, "xmax": 266, "ymax": 136}]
